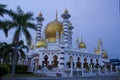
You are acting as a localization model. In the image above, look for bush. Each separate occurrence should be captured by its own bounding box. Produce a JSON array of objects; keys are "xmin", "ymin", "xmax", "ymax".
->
[
  {"xmin": 15, "ymin": 65, "xmax": 28, "ymax": 74},
  {"xmin": 7, "ymin": 64, "xmax": 28, "ymax": 74},
  {"xmin": 0, "ymin": 64, "xmax": 10, "ymax": 78}
]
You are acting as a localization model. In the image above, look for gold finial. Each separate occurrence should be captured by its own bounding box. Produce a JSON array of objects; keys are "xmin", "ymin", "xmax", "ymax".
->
[
  {"xmin": 81, "ymin": 36, "xmax": 83, "ymax": 42},
  {"xmin": 38, "ymin": 12, "xmax": 42, "ymax": 16},
  {"xmin": 55, "ymin": 10, "xmax": 58, "ymax": 20},
  {"xmin": 76, "ymin": 36, "xmax": 79, "ymax": 44},
  {"xmin": 98, "ymin": 39, "xmax": 103, "ymax": 49},
  {"xmin": 64, "ymin": 8, "xmax": 68, "ymax": 13}
]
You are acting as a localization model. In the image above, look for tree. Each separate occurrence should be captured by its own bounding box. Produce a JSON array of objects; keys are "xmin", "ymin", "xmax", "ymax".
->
[
  {"xmin": 0, "ymin": 4, "xmax": 8, "ymax": 17},
  {"xmin": 0, "ymin": 4, "xmax": 10, "ymax": 37},
  {"xmin": 6, "ymin": 6, "xmax": 36, "ymax": 75},
  {"xmin": 15, "ymin": 40, "xmax": 29, "ymax": 64},
  {"xmin": 0, "ymin": 42, "xmax": 14, "ymax": 64}
]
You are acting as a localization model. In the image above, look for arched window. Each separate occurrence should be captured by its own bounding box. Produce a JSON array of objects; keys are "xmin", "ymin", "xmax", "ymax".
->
[
  {"xmin": 95, "ymin": 59, "xmax": 99, "ymax": 69},
  {"xmin": 76, "ymin": 57, "xmax": 81, "ymax": 68},
  {"xmin": 52, "ymin": 55, "xmax": 58, "ymax": 67},
  {"xmin": 42, "ymin": 55, "xmax": 48, "ymax": 67}
]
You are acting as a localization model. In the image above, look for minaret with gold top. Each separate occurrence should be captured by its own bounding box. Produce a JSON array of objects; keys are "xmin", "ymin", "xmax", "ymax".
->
[
  {"xmin": 61, "ymin": 8, "xmax": 71, "ymax": 49},
  {"xmin": 36, "ymin": 12, "xmax": 44, "ymax": 42},
  {"xmin": 95, "ymin": 39, "xmax": 108, "ymax": 59}
]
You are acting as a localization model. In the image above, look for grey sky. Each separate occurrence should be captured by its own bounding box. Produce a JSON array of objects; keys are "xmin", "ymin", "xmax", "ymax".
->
[{"xmin": 0, "ymin": 0, "xmax": 120, "ymax": 59}]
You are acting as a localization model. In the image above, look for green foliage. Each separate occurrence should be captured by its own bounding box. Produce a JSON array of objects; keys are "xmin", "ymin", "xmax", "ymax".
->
[
  {"xmin": 7, "ymin": 64, "xmax": 28, "ymax": 74},
  {"xmin": 0, "ymin": 64, "xmax": 10, "ymax": 77},
  {"xmin": 15, "ymin": 65, "xmax": 28, "ymax": 74}
]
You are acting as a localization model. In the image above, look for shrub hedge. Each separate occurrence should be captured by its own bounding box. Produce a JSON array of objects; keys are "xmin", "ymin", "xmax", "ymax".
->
[{"xmin": 0, "ymin": 64, "xmax": 10, "ymax": 78}]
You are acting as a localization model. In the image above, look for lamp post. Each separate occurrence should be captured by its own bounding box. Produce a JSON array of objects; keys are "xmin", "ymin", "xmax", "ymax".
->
[{"xmin": 70, "ymin": 56, "xmax": 73, "ymax": 77}]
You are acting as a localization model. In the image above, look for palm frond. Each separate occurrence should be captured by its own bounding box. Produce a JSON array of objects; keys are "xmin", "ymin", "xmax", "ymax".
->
[{"xmin": 27, "ymin": 22, "xmax": 36, "ymax": 30}]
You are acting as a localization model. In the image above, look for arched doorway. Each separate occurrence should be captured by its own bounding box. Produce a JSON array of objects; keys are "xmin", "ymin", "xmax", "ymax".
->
[
  {"xmin": 95, "ymin": 59, "xmax": 99, "ymax": 69},
  {"xmin": 52, "ymin": 55, "xmax": 59, "ymax": 67},
  {"xmin": 89, "ymin": 58, "xmax": 94, "ymax": 68},
  {"xmin": 76, "ymin": 57, "xmax": 81, "ymax": 68},
  {"xmin": 66, "ymin": 56, "xmax": 74, "ymax": 68},
  {"xmin": 33, "ymin": 58, "xmax": 39, "ymax": 71},
  {"xmin": 83, "ymin": 58, "xmax": 89, "ymax": 70},
  {"xmin": 42, "ymin": 55, "xmax": 49, "ymax": 67}
]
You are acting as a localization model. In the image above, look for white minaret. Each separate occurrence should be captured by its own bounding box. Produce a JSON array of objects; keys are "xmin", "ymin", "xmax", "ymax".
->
[
  {"xmin": 68, "ymin": 22, "xmax": 74, "ymax": 49},
  {"xmin": 61, "ymin": 8, "xmax": 71, "ymax": 49},
  {"xmin": 36, "ymin": 12, "xmax": 44, "ymax": 42}
]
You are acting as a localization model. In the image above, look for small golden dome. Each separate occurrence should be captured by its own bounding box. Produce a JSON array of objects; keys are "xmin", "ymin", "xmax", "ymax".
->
[
  {"xmin": 79, "ymin": 37, "xmax": 86, "ymax": 48},
  {"xmin": 102, "ymin": 51, "xmax": 108, "ymax": 59},
  {"xmin": 79, "ymin": 41, "xmax": 86, "ymax": 48},
  {"xmin": 38, "ymin": 12, "xmax": 42, "ymax": 16},
  {"xmin": 36, "ymin": 39, "xmax": 47, "ymax": 48},
  {"xmin": 64, "ymin": 8, "xmax": 68, "ymax": 13},
  {"xmin": 45, "ymin": 19, "xmax": 63, "ymax": 42}
]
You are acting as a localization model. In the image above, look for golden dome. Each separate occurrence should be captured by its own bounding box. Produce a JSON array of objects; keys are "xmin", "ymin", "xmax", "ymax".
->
[
  {"xmin": 79, "ymin": 41, "xmax": 86, "ymax": 48},
  {"xmin": 102, "ymin": 50, "xmax": 108, "ymax": 59},
  {"xmin": 36, "ymin": 39, "xmax": 47, "ymax": 48},
  {"xmin": 79, "ymin": 37, "xmax": 86, "ymax": 48},
  {"xmin": 45, "ymin": 18, "xmax": 63, "ymax": 42}
]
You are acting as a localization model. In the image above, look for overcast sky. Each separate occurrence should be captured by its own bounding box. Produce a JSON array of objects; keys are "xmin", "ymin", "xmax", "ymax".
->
[{"xmin": 0, "ymin": 0, "xmax": 120, "ymax": 59}]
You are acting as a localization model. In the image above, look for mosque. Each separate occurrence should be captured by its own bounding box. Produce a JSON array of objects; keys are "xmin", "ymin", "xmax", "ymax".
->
[{"xmin": 27, "ymin": 9, "xmax": 118, "ymax": 76}]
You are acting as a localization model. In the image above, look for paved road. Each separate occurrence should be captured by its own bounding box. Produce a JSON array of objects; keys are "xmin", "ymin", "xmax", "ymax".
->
[{"xmin": 2, "ymin": 75, "xmax": 120, "ymax": 80}]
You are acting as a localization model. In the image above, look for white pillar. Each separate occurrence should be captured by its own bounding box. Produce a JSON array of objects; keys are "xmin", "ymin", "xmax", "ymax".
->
[{"xmin": 71, "ymin": 60, "xmax": 73, "ymax": 77}]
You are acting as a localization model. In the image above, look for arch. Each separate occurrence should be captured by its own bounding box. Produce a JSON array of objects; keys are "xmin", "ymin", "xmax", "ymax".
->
[
  {"xmin": 83, "ymin": 58, "xmax": 89, "ymax": 70},
  {"xmin": 32, "ymin": 57, "xmax": 39, "ymax": 71},
  {"xmin": 95, "ymin": 59, "xmax": 99, "ymax": 69},
  {"xmin": 52, "ymin": 55, "xmax": 59, "ymax": 67},
  {"xmin": 77, "ymin": 57, "xmax": 80, "ymax": 61},
  {"xmin": 69, "ymin": 56, "xmax": 73, "ymax": 61},
  {"xmin": 89, "ymin": 58, "xmax": 94, "ymax": 68},
  {"xmin": 42, "ymin": 55, "xmax": 49, "ymax": 67},
  {"xmin": 76, "ymin": 57, "xmax": 81, "ymax": 68}
]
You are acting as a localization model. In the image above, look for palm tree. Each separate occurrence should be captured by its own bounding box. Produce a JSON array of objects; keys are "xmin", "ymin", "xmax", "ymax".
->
[
  {"xmin": 0, "ymin": 40, "xmax": 29, "ymax": 65},
  {"xmin": 0, "ymin": 4, "xmax": 8, "ymax": 16},
  {"xmin": 7, "ymin": 6, "xmax": 36, "ymax": 75},
  {"xmin": 0, "ymin": 42, "xmax": 14, "ymax": 64},
  {"xmin": 0, "ymin": 4, "xmax": 10, "ymax": 37}
]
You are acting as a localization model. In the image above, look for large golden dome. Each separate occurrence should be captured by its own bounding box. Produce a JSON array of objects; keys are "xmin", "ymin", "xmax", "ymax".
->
[
  {"xmin": 36, "ymin": 39, "xmax": 47, "ymax": 48},
  {"xmin": 45, "ymin": 19, "xmax": 63, "ymax": 42}
]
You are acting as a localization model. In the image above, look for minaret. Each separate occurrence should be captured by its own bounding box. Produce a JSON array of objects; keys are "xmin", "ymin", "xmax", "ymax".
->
[
  {"xmin": 61, "ymin": 8, "xmax": 71, "ymax": 49},
  {"xmin": 98, "ymin": 39, "xmax": 103, "ymax": 51},
  {"xmin": 36, "ymin": 12, "xmax": 44, "ymax": 42},
  {"xmin": 95, "ymin": 39, "xmax": 103, "ymax": 54},
  {"xmin": 68, "ymin": 22, "xmax": 74, "ymax": 49}
]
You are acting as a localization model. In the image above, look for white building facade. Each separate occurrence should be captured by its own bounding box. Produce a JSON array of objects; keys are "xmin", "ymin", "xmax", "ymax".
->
[{"xmin": 27, "ymin": 9, "xmax": 117, "ymax": 76}]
